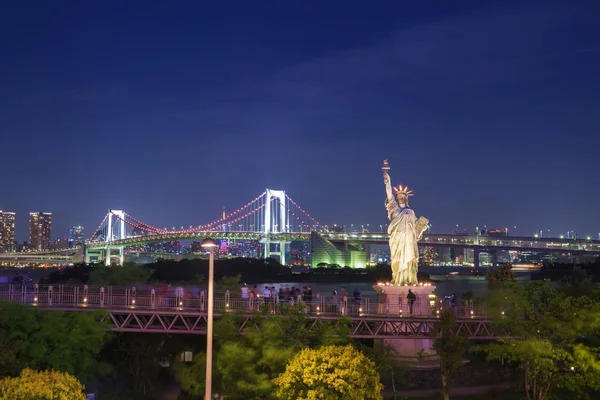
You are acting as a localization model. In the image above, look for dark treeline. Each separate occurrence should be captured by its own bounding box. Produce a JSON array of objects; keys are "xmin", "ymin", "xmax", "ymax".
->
[
  {"xmin": 40, "ymin": 258, "xmax": 430, "ymax": 286},
  {"xmin": 532, "ymin": 258, "xmax": 600, "ymax": 283}
]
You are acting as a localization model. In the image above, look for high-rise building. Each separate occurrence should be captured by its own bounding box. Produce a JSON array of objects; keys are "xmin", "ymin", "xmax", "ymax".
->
[
  {"xmin": 0, "ymin": 211, "xmax": 16, "ymax": 252},
  {"xmin": 29, "ymin": 212, "xmax": 52, "ymax": 251},
  {"xmin": 69, "ymin": 226, "xmax": 84, "ymax": 248}
]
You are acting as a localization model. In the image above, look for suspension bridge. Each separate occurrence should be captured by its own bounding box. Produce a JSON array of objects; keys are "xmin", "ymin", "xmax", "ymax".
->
[{"xmin": 84, "ymin": 189, "xmax": 321, "ymax": 265}]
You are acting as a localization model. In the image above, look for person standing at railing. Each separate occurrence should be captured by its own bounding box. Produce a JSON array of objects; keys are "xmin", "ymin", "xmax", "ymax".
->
[
  {"xmin": 407, "ymin": 289, "xmax": 416, "ymax": 315},
  {"xmin": 271, "ymin": 286, "xmax": 277, "ymax": 313},
  {"xmin": 250, "ymin": 285, "xmax": 259, "ymax": 310},
  {"xmin": 263, "ymin": 286, "xmax": 272, "ymax": 309},
  {"xmin": 330, "ymin": 290, "xmax": 338, "ymax": 313},
  {"xmin": 241, "ymin": 283, "xmax": 249, "ymax": 311},
  {"xmin": 339, "ymin": 287, "xmax": 348, "ymax": 313},
  {"xmin": 353, "ymin": 288, "xmax": 362, "ymax": 314}
]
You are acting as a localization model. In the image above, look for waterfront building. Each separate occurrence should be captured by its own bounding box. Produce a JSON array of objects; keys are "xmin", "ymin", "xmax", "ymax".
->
[
  {"xmin": 0, "ymin": 211, "xmax": 15, "ymax": 252},
  {"xmin": 29, "ymin": 212, "xmax": 52, "ymax": 251},
  {"xmin": 69, "ymin": 226, "xmax": 84, "ymax": 248}
]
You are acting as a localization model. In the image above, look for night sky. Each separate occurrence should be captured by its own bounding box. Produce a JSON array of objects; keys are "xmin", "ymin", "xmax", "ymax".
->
[{"xmin": 2, "ymin": 1, "xmax": 600, "ymax": 241}]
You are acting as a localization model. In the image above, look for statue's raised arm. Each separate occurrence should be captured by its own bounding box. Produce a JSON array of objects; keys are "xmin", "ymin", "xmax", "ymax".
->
[{"xmin": 382, "ymin": 160, "xmax": 395, "ymax": 204}]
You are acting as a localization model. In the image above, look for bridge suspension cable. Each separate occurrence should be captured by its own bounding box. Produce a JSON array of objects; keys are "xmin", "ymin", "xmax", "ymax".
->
[{"xmin": 87, "ymin": 189, "xmax": 326, "ymax": 242}]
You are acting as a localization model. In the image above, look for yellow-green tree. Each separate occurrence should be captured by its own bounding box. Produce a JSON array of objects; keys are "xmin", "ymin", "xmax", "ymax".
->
[
  {"xmin": 0, "ymin": 368, "xmax": 86, "ymax": 400},
  {"xmin": 274, "ymin": 345, "xmax": 383, "ymax": 400}
]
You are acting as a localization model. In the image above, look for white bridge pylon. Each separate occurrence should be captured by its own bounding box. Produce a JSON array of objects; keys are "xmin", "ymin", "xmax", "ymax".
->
[
  {"xmin": 264, "ymin": 189, "xmax": 286, "ymax": 234},
  {"xmin": 263, "ymin": 189, "xmax": 287, "ymax": 265},
  {"xmin": 86, "ymin": 210, "xmax": 127, "ymax": 265}
]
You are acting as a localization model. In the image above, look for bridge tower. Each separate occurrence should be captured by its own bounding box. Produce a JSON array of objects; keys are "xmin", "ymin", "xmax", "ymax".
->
[
  {"xmin": 85, "ymin": 210, "xmax": 127, "ymax": 265},
  {"xmin": 263, "ymin": 189, "xmax": 287, "ymax": 265},
  {"xmin": 106, "ymin": 210, "xmax": 126, "ymax": 265}
]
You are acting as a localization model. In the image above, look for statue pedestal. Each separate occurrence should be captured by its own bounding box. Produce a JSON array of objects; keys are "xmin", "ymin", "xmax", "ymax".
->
[
  {"xmin": 373, "ymin": 284, "xmax": 436, "ymax": 316},
  {"xmin": 373, "ymin": 284, "xmax": 439, "ymax": 366}
]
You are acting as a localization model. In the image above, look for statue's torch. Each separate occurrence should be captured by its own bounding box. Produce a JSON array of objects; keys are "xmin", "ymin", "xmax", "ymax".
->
[{"xmin": 382, "ymin": 159, "xmax": 390, "ymax": 174}]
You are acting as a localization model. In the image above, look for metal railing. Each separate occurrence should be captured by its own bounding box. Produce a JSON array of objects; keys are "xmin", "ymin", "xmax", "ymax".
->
[{"xmin": 0, "ymin": 284, "xmax": 487, "ymax": 318}]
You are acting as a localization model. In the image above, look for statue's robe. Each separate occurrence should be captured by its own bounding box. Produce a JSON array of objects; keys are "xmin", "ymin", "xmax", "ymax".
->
[{"xmin": 386, "ymin": 198, "xmax": 419, "ymax": 285}]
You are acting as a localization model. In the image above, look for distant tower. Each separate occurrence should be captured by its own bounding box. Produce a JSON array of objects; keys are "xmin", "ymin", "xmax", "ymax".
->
[
  {"xmin": 29, "ymin": 212, "xmax": 52, "ymax": 251},
  {"xmin": 222, "ymin": 208, "xmax": 226, "ymax": 220}
]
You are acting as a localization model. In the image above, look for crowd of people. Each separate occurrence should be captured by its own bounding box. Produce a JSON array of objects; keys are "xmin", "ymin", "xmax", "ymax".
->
[{"xmin": 239, "ymin": 283, "xmax": 365, "ymax": 314}]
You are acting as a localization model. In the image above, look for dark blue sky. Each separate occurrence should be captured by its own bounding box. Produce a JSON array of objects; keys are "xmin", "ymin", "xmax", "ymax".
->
[{"xmin": 2, "ymin": 0, "xmax": 600, "ymax": 241}]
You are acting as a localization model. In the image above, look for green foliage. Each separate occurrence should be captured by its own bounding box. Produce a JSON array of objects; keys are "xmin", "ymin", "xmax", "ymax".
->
[
  {"xmin": 173, "ymin": 352, "xmax": 206, "ymax": 397},
  {"xmin": 559, "ymin": 266, "xmax": 594, "ymax": 298},
  {"xmin": 89, "ymin": 262, "xmax": 153, "ymax": 285},
  {"xmin": 486, "ymin": 263, "xmax": 515, "ymax": 288},
  {"xmin": 478, "ymin": 281, "xmax": 600, "ymax": 400},
  {"xmin": 0, "ymin": 368, "xmax": 86, "ymax": 400},
  {"xmin": 430, "ymin": 309, "xmax": 469, "ymax": 400},
  {"xmin": 0, "ymin": 303, "xmax": 111, "ymax": 382},
  {"xmin": 273, "ymin": 345, "xmax": 384, "ymax": 400},
  {"xmin": 104, "ymin": 334, "xmax": 172, "ymax": 396},
  {"xmin": 174, "ymin": 308, "xmax": 354, "ymax": 399}
]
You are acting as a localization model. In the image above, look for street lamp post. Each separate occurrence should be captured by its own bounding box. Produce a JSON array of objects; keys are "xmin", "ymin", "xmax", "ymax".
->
[{"xmin": 201, "ymin": 238, "xmax": 217, "ymax": 400}]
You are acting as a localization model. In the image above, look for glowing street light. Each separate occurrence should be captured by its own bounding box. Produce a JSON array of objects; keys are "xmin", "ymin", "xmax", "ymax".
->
[{"xmin": 201, "ymin": 238, "xmax": 218, "ymax": 400}]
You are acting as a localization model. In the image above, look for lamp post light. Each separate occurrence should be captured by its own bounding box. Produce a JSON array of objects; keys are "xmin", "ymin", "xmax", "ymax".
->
[{"xmin": 201, "ymin": 238, "xmax": 218, "ymax": 400}]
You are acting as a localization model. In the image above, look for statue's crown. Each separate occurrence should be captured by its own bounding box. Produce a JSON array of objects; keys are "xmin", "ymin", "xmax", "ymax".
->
[{"xmin": 393, "ymin": 185, "xmax": 414, "ymax": 197}]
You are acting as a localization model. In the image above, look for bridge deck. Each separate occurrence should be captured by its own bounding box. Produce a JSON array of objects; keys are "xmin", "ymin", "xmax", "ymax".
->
[{"xmin": 0, "ymin": 284, "xmax": 498, "ymax": 339}]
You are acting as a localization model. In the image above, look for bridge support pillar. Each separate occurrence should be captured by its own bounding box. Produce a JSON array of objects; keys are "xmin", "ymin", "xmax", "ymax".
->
[
  {"xmin": 490, "ymin": 250, "xmax": 498, "ymax": 267},
  {"xmin": 118, "ymin": 246, "xmax": 125, "ymax": 266},
  {"xmin": 84, "ymin": 245, "xmax": 90, "ymax": 264},
  {"xmin": 280, "ymin": 241, "xmax": 286, "ymax": 266},
  {"xmin": 473, "ymin": 249, "xmax": 480, "ymax": 268}
]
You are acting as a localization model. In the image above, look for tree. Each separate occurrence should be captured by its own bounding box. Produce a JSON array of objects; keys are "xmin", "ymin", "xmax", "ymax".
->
[
  {"xmin": 174, "ymin": 308, "xmax": 355, "ymax": 399},
  {"xmin": 430, "ymin": 309, "xmax": 469, "ymax": 400},
  {"xmin": 485, "ymin": 263, "xmax": 515, "ymax": 288},
  {"xmin": 479, "ymin": 281, "xmax": 600, "ymax": 400},
  {"xmin": 0, "ymin": 368, "xmax": 86, "ymax": 400},
  {"xmin": 274, "ymin": 345, "xmax": 383, "ymax": 400},
  {"xmin": 89, "ymin": 262, "xmax": 153, "ymax": 285},
  {"xmin": 0, "ymin": 303, "xmax": 111, "ymax": 382}
]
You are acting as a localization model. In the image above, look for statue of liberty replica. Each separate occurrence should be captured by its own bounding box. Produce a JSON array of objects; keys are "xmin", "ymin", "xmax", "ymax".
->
[
  {"xmin": 375, "ymin": 160, "xmax": 437, "ymax": 364},
  {"xmin": 382, "ymin": 160, "xmax": 429, "ymax": 285}
]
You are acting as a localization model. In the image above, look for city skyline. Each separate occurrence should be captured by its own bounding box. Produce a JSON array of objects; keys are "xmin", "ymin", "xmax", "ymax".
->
[
  {"xmin": 2, "ymin": 1, "xmax": 600, "ymax": 241},
  {"xmin": 1, "ymin": 203, "xmax": 598, "ymax": 245}
]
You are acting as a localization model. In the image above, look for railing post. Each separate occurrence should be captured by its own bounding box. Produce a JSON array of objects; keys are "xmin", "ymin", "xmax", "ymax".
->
[
  {"xmin": 59, "ymin": 285, "xmax": 64, "ymax": 305},
  {"xmin": 225, "ymin": 290, "xmax": 230, "ymax": 311},
  {"xmin": 21, "ymin": 286, "xmax": 26, "ymax": 304},
  {"xmin": 48, "ymin": 285, "xmax": 53, "ymax": 306},
  {"xmin": 342, "ymin": 296, "xmax": 347, "ymax": 316},
  {"xmin": 100, "ymin": 287, "xmax": 105, "ymax": 307},
  {"xmin": 131, "ymin": 287, "xmax": 136, "ymax": 307},
  {"xmin": 150, "ymin": 289, "xmax": 156, "ymax": 309},
  {"xmin": 33, "ymin": 284, "xmax": 39, "ymax": 305},
  {"xmin": 75, "ymin": 287, "xmax": 79, "ymax": 306},
  {"xmin": 200, "ymin": 290, "xmax": 205, "ymax": 312},
  {"xmin": 8, "ymin": 284, "xmax": 13, "ymax": 302},
  {"xmin": 83, "ymin": 285, "xmax": 88, "ymax": 305},
  {"xmin": 176, "ymin": 287, "xmax": 184, "ymax": 309}
]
